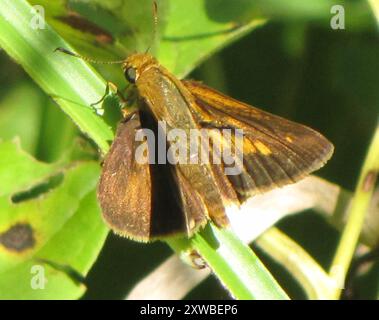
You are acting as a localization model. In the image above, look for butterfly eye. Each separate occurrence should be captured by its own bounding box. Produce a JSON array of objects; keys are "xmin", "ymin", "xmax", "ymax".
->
[{"xmin": 124, "ymin": 67, "xmax": 137, "ymax": 83}]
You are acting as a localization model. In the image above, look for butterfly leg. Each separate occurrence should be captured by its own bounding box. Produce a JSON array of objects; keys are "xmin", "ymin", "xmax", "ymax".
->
[
  {"xmin": 91, "ymin": 81, "xmax": 127, "ymax": 107},
  {"xmin": 119, "ymin": 86, "xmax": 140, "ymax": 119}
]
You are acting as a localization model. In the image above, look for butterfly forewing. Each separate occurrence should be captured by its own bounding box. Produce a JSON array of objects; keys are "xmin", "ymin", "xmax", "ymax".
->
[
  {"xmin": 183, "ymin": 80, "xmax": 334, "ymax": 202},
  {"xmin": 98, "ymin": 112, "xmax": 152, "ymax": 241},
  {"xmin": 98, "ymin": 110, "xmax": 210, "ymax": 241}
]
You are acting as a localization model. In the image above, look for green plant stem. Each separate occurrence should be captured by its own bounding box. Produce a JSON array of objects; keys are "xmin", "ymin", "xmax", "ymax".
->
[
  {"xmin": 329, "ymin": 123, "xmax": 379, "ymax": 299},
  {"xmin": 256, "ymin": 227, "xmax": 335, "ymax": 299},
  {"xmin": 168, "ymin": 223, "xmax": 289, "ymax": 300}
]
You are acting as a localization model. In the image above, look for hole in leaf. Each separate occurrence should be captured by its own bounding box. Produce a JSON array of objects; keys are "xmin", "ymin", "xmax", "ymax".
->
[{"xmin": 11, "ymin": 173, "xmax": 64, "ymax": 203}]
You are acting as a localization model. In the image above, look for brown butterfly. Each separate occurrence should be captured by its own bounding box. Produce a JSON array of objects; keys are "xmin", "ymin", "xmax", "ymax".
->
[
  {"xmin": 56, "ymin": 16, "xmax": 333, "ymax": 243},
  {"xmin": 93, "ymin": 53, "xmax": 334, "ymax": 242}
]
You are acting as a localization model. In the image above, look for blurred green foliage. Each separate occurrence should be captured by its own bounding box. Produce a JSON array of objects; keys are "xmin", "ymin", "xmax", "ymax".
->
[{"xmin": 0, "ymin": 0, "xmax": 378, "ymax": 299}]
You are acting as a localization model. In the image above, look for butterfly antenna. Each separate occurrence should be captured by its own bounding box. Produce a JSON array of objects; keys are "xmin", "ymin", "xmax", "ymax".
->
[
  {"xmin": 145, "ymin": 1, "xmax": 159, "ymax": 54},
  {"xmin": 54, "ymin": 47, "xmax": 125, "ymax": 64}
]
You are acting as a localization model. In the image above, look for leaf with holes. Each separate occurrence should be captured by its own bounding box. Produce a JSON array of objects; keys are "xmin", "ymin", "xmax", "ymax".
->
[{"xmin": 0, "ymin": 140, "xmax": 108, "ymax": 299}]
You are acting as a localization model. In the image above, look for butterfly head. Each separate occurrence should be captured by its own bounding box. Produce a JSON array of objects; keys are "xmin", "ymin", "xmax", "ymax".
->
[{"xmin": 122, "ymin": 53, "xmax": 158, "ymax": 84}]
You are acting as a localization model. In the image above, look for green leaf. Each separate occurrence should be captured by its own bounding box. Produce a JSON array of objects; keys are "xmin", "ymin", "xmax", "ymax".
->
[
  {"xmin": 0, "ymin": 0, "xmax": 113, "ymax": 153},
  {"xmin": 29, "ymin": 0, "xmax": 265, "ymax": 79},
  {"xmin": 0, "ymin": 140, "xmax": 60, "ymax": 196},
  {"xmin": 0, "ymin": 83, "xmax": 44, "ymax": 156},
  {"xmin": 0, "ymin": 140, "xmax": 108, "ymax": 299},
  {"xmin": 0, "ymin": 82, "xmax": 78, "ymax": 162},
  {"xmin": 159, "ymin": 0, "xmax": 265, "ymax": 77}
]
